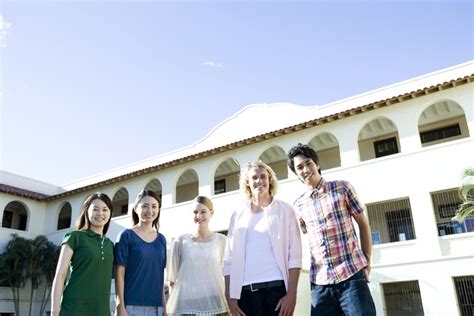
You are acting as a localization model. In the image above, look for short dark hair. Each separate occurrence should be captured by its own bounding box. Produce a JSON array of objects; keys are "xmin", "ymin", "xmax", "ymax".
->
[
  {"xmin": 76, "ymin": 192, "xmax": 113, "ymax": 235},
  {"xmin": 132, "ymin": 190, "xmax": 161, "ymax": 229},
  {"xmin": 287, "ymin": 143, "xmax": 321, "ymax": 175}
]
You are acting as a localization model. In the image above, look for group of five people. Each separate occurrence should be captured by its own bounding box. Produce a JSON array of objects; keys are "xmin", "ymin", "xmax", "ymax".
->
[{"xmin": 51, "ymin": 143, "xmax": 376, "ymax": 316}]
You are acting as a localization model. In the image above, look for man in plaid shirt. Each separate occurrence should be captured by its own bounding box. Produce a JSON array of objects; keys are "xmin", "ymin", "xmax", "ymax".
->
[{"xmin": 287, "ymin": 143, "xmax": 376, "ymax": 316}]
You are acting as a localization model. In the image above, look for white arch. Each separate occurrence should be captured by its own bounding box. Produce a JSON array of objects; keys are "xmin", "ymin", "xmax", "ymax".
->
[{"xmin": 2, "ymin": 200, "xmax": 30, "ymax": 231}]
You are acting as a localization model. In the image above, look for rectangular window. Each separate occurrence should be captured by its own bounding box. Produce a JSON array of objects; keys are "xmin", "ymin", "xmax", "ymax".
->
[
  {"xmin": 366, "ymin": 198, "xmax": 416, "ymax": 244},
  {"xmin": 420, "ymin": 123, "xmax": 461, "ymax": 144},
  {"xmin": 383, "ymin": 281, "xmax": 424, "ymax": 316},
  {"xmin": 0, "ymin": 278, "xmax": 10, "ymax": 287},
  {"xmin": 19, "ymin": 214, "xmax": 27, "ymax": 231},
  {"xmin": 374, "ymin": 137, "xmax": 399, "ymax": 158},
  {"xmin": 2, "ymin": 210, "xmax": 13, "ymax": 228},
  {"xmin": 454, "ymin": 276, "xmax": 474, "ymax": 316},
  {"xmin": 431, "ymin": 189, "xmax": 473, "ymax": 236},
  {"xmin": 121, "ymin": 204, "xmax": 128, "ymax": 215},
  {"xmin": 214, "ymin": 179, "xmax": 226, "ymax": 195},
  {"xmin": 385, "ymin": 209, "xmax": 415, "ymax": 242}
]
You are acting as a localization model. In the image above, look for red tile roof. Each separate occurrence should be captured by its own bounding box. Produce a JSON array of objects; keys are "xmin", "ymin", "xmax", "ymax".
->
[
  {"xmin": 1, "ymin": 74, "xmax": 472, "ymax": 202},
  {"xmin": 0, "ymin": 184, "xmax": 50, "ymax": 201}
]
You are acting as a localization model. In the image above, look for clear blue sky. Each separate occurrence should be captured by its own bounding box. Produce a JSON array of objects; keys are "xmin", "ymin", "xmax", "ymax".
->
[{"xmin": 0, "ymin": 1, "xmax": 472, "ymax": 186}]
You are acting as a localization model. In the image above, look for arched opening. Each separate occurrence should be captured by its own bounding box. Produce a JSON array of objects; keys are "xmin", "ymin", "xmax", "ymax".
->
[
  {"xmin": 358, "ymin": 117, "xmax": 401, "ymax": 161},
  {"xmin": 259, "ymin": 146, "xmax": 288, "ymax": 180},
  {"xmin": 214, "ymin": 158, "xmax": 240, "ymax": 195},
  {"xmin": 57, "ymin": 202, "xmax": 72, "ymax": 230},
  {"xmin": 418, "ymin": 100, "xmax": 470, "ymax": 147},
  {"xmin": 144, "ymin": 178, "xmax": 163, "ymax": 203},
  {"xmin": 112, "ymin": 187, "xmax": 129, "ymax": 218},
  {"xmin": 308, "ymin": 132, "xmax": 341, "ymax": 171},
  {"xmin": 176, "ymin": 169, "xmax": 199, "ymax": 203},
  {"xmin": 2, "ymin": 201, "xmax": 28, "ymax": 231}
]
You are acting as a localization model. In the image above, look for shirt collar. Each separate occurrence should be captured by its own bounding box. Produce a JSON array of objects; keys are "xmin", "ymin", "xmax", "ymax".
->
[
  {"xmin": 84, "ymin": 229, "xmax": 103, "ymax": 238},
  {"xmin": 306, "ymin": 177, "xmax": 326, "ymax": 198}
]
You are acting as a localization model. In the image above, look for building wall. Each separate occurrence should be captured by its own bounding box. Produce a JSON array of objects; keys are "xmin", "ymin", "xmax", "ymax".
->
[{"xmin": 1, "ymin": 69, "xmax": 473, "ymax": 315}]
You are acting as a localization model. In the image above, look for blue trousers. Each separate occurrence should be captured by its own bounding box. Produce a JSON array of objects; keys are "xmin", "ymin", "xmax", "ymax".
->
[{"xmin": 311, "ymin": 270, "xmax": 376, "ymax": 316}]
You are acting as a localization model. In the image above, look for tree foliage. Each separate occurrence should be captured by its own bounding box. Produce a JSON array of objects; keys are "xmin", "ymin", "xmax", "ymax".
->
[
  {"xmin": 0, "ymin": 234, "xmax": 61, "ymax": 315},
  {"xmin": 454, "ymin": 168, "xmax": 474, "ymax": 222}
]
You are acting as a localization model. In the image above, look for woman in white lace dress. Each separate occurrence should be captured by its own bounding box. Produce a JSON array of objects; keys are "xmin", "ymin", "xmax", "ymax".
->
[{"xmin": 167, "ymin": 196, "xmax": 229, "ymax": 316}]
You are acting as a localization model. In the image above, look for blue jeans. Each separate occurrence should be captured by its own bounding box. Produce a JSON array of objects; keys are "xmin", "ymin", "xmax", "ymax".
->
[
  {"xmin": 311, "ymin": 270, "xmax": 376, "ymax": 316},
  {"xmin": 125, "ymin": 305, "xmax": 164, "ymax": 316}
]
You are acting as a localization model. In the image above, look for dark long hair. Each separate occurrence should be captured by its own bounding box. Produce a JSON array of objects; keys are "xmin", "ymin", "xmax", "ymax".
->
[
  {"xmin": 132, "ymin": 190, "xmax": 162, "ymax": 230},
  {"xmin": 75, "ymin": 192, "xmax": 113, "ymax": 235}
]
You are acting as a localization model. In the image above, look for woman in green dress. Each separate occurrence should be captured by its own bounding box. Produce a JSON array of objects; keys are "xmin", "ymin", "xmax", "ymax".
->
[{"xmin": 51, "ymin": 192, "xmax": 114, "ymax": 316}]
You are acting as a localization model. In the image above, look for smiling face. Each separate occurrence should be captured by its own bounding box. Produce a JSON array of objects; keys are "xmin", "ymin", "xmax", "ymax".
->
[
  {"xmin": 247, "ymin": 166, "xmax": 271, "ymax": 198},
  {"xmin": 134, "ymin": 195, "xmax": 160, "ymax": 224},
  {"xmin": 193, "ymin": 201, "xmax": 213, "ymax": 226},
  {"xmin": 87, "ymin": 198, "xmax": 111, "ymax": 230},
  {"xmin": 293, "ymin": 154, "xmax": 321, "ymax": 188}
]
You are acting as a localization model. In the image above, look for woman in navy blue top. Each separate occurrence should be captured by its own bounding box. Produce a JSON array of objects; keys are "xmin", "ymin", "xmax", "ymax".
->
[{"xmin": 114, "ymin": 190, "xmax": 167, "ymax": 316}]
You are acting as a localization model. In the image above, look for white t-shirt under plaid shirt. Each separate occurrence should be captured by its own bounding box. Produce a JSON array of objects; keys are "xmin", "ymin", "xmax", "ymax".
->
[{"xmin": 293, "ymin": 177, "xmax": 368, "ymax": 285}]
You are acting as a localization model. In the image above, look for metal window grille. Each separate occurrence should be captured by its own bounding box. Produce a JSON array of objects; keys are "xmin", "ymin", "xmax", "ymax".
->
[
  {"xmin": 420, "ymin": 123, "xmax": 461, "ymax": 143},
  {"xmin": 366, "ymin": 198, "xmax": 416, "ymax": 245},
  {"xmin": 431, "ymin": 188, "xmax": 474, "ymax": 236},
  {"xmin": 454, "ymin": 276, "xmax": 474, "ymax": 316},
  {"xmin": 374, "ymin": 137, "xmax": 399, "ymax": 158},
  {"xmin": 383, "ymin": 281, "xmax": 424, "ymax": 316}
]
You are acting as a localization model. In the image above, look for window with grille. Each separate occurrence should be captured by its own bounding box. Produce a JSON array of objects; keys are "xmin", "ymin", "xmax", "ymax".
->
[
  {"xmin": 374, "ymin": 137, "xmax": 399, "ymax": 158},
  {"xmin": 366, "ymin": 198, "xmax": 416, "ymax": 244},
  {"xmin": 383, "ymin": 281, "xmax": 424, "ymax": 316},
  {"xmin": 431, "ymin": 189, "xmax": 474, "ymax": 236},
  {"xmin": 454, "ymin": 276, "xmax": 474, "ymax": 316},
  {"xmin": 420, "ymin": 123, "xmax": 461, "ymax": 144}
]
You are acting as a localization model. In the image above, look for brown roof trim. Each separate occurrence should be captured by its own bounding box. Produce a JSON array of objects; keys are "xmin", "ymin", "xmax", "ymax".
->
[
  {"xmin": 0, "ymin": 184, "xmax": 50, "ymax": 201},
  {"xmin": 6, "ymin": 74, "xmax": 474, "ymax": 202}
]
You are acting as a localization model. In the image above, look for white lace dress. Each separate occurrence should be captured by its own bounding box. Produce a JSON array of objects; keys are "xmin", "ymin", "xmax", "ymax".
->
[{"xmin": 167, "ymin": 233, "xmax": 229, "ymax": 315}]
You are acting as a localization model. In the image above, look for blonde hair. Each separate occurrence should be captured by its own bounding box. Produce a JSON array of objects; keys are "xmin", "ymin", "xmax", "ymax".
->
[{"xmin": 239, "ymin": 161, "xmax": 278, "ymax": 200}]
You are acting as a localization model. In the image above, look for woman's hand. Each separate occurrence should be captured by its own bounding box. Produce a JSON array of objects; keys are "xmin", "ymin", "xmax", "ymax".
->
[
  {"xmin": 226, "ymin": 297, "xmax": 246, "ymax": 316},
  {"xmin": 115, "ymin": 303, "xmax": 128, "ymax": 316}
]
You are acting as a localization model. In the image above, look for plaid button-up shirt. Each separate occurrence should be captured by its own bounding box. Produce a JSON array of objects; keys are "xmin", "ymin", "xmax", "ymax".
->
[{"xmin": 293, "ymin": 177, "xmax": 368, "ymax": 285}]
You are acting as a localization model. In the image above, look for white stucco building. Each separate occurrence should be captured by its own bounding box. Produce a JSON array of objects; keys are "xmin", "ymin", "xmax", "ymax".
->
[{"xmin": 1, "ymin": 61, "xmax": 473, "ymax": 315}]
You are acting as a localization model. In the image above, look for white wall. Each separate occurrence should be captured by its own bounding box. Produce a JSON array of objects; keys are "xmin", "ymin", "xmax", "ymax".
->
[{"xmin": 1, "ymin": 71, "xmax": 473, "ymax": 315}]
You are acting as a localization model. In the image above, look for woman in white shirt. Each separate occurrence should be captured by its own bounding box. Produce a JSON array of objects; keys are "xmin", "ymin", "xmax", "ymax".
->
[
  {"xmin": 167, "ymin": 196, "xmax": 229, "ymax": 315},
  {"xmin": 223, "ymin": 161, "xmax": 302, "ymax": 316}
]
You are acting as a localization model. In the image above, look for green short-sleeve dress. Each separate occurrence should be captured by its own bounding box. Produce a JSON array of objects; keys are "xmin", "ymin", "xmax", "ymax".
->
[{"xmin": 60, "ymin": 229, "xmax": 114, "ymax": 316}]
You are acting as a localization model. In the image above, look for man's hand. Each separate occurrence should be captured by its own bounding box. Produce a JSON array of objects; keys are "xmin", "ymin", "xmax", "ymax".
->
[
  {"xmin": 364, "ymin": 263, "xmax": 371, "ymax": 282},
  {"xmin": 275, "ymin": 293, "xmax": 296, "ymax": 316}
]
